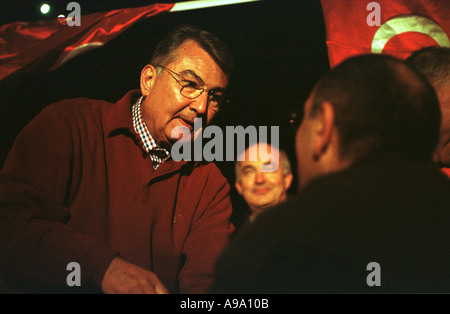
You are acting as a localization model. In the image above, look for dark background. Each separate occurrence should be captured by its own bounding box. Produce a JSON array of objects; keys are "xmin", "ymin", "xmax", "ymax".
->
[{"xmin": 0, "ymin": 0, "xmax": 330, "ymax": 207}]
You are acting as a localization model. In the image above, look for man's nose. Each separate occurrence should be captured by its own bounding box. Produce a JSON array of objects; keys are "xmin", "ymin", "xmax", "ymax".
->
[
  {"xmin": 254, "ymin": 171, "xmax": 266, "ymax": 184},
  {"xmin": 189, "ymin": 92, "xmax": 209, "ymax": 116}
]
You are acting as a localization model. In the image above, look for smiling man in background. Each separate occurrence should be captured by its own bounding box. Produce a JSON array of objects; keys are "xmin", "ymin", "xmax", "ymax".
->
[{"xmin": 234, "ymin": 142, "xmax": 293, "ymax": 227}]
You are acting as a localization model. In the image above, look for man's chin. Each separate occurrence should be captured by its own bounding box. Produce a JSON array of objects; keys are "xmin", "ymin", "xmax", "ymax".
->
[
  {"xmin": 251, "ymin": 201, "xmax": 275, "ymax": 211},
  {"xmin": 168, "ymin": 133, "xmax": 194, "ymax": 146}
]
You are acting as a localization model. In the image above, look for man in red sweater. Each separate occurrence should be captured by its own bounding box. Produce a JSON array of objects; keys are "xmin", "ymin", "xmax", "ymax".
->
[{"xmin": 0, "ymin": 24, "xmax": 234, "ymax": 294}]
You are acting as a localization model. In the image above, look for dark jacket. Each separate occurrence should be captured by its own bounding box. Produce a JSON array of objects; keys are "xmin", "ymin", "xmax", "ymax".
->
[{"xmin": 211, "ymin": 152, "xmax": 450, "ymax": 293}]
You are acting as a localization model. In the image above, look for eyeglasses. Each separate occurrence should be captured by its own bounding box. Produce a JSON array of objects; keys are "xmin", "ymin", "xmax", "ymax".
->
[{"xmin": 156, "ymin": 65, "xmax": 230, "ymax": 112}]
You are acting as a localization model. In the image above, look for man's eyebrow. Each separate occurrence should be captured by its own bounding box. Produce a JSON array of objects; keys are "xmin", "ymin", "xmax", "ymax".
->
[
  {"xmin": 241, "ymin": 165, "xmax": 256, "ymax": 171},
  {"xmin": 179, "ymin": 69, "xmax": 205, "ymax": 86},
  {"xmin": 179, "ymin": 69, "xmax": 227, "ymax": 92}
]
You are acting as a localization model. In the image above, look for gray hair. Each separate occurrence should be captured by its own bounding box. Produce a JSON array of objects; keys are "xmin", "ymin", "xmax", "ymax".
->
[
  {"xmin": 405, "ymin": 46, "xmax": 450, "ymax": 89},
  {"xmin": 150, "ymin": 24, "xmax": 234, "ymax": 78}
]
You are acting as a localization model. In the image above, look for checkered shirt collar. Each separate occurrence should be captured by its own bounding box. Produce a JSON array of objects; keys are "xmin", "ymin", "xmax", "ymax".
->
[{"xmin": 132, "ymin": 96, "xmax": 170, "ymax": 169}]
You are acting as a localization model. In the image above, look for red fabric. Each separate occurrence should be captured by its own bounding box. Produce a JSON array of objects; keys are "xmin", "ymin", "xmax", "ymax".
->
[
  {"xmin": 320, "ymin": 0, "xmax": 450, "ymax": 68},
  {"xmin": 442, "ymin": 168, "xmax": 450, "ymax": 179},
  {"xmin": 0, "ymin": 90, "xmax": 234, "ymax": 293},
  {"xmin": 0, "ymin": 3, "xmax": 174, "ymax": 81}
]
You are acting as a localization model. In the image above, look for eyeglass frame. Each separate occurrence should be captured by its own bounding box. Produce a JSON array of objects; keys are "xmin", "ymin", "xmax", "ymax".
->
[{"xmin": 155, "ymin": 65, "xmax": 231, "ymax": 112}]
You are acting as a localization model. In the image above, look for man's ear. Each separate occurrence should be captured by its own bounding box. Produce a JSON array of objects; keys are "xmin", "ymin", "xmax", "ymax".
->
[
  {"xmin": 140, "ymin": 64, "xmax": 157, "ymax": 96},
  {"xmin": 312, "ymin": 101, "xmax": 335, "ymax": 159},
  {"xmin": 235, "ymin": 181, "xmax": 243, "ymax": 195},
  {"xmin": 284, "ymin": 173, "xmax": 293, "ymax": 190}
]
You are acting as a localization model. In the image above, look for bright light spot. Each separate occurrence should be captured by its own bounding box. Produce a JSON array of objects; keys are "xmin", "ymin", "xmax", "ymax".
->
[{"xmin": 40, "ymin": 4, "xmax": 50, "ymax": 14}]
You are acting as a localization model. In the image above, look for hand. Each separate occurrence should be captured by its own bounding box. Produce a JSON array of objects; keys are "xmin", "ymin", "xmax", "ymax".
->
[{"xmin": 101, "ymin": 257, "xmax": 169, "ymax": 294}]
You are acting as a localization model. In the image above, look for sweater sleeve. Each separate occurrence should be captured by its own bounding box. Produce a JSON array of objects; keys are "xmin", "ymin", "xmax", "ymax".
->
[
  {"xmin": 0, "ymin": 104, "xmax": 117, "ymax": 292},
  {"xmin": 178, "ymin": 165, "xmax": 235, "ymax": 294}
]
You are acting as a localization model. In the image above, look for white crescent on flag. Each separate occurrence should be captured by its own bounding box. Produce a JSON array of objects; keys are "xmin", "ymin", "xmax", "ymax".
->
[
  {"xmin": 320, "ymin": 0, "xmax": 450, "ymax": 68},
  {"xmin": 372, "ymin": 15, "xmax": 450, "ymax": 54}
]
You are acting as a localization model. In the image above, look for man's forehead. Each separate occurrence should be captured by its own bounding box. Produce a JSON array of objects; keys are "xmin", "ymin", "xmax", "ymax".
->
[
  {"xmin": 438, "ymin": 83, "xmax": 450, "ymax": 128},
  {"xmin": 175, "ymin": 39, "xmax": 203, "ymax": 53},
  {"xmin": 238, "ymin": 160, "xmax": 264, "ymax": 168},
  {"xmin": 173, "ymin": 40, "xmax": 215, "ymax": 68},
  {"xmin": 170, "ymin": 39, "xmax": 228, "ymax": 87},
  {"xmin": 437, "ymin": 83, "xmax": 450, "ymax": 109},
  {"xmin": 239, "ymin": 143, "xmax": 280, "ymax": 162}
]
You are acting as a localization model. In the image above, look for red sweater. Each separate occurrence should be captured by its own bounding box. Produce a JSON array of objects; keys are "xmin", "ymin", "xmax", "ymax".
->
[{"xmin": 0, "ymin": 90, "xmax": 234, "ymax": 293}]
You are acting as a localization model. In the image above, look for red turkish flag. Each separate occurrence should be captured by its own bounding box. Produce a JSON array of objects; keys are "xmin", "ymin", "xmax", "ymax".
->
[
  {"xmin": 0, "ymin": 3, "xmax": 174, "ymax": 81},
  {"xmin": 320, "ymin": 0, "xmax": 450, "ymax": 68}
]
